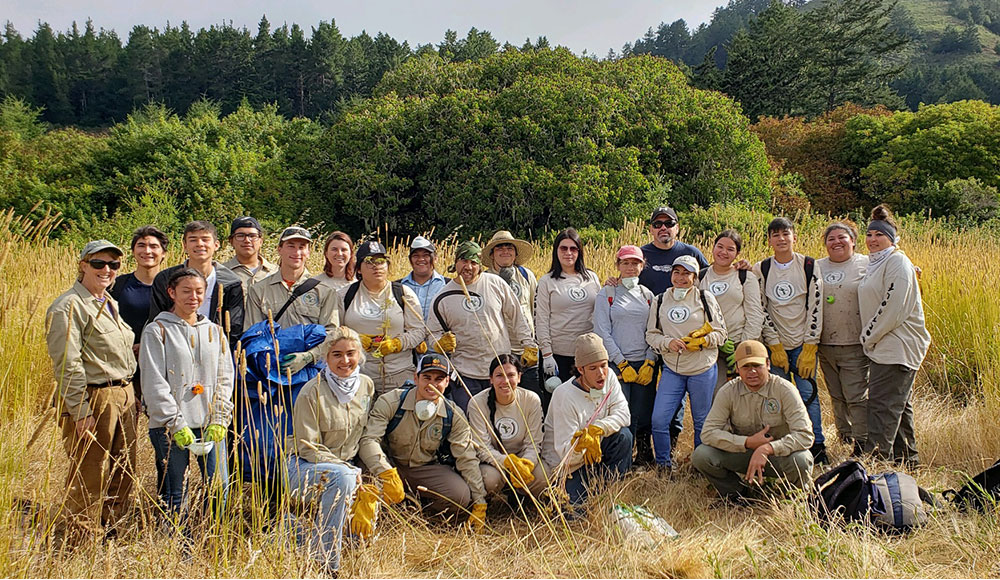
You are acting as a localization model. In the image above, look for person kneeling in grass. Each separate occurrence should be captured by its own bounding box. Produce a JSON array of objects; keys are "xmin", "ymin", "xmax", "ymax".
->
[
  {"xmin": 358, "ymin": 354, "xmax": 488, "ymax": 529},
  {"xmin": 691, "ymin": 340, "xmax": 814, "ymax": 504},
  {"xmin": 140, "ymin": 268, "xmax": 235, "ymax": 518}
]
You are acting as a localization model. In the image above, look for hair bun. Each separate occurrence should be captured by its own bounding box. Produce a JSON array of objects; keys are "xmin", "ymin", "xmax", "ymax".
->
[{"xmin": 870, "ymin": 204, "xmax": 892, "ymax": 222}]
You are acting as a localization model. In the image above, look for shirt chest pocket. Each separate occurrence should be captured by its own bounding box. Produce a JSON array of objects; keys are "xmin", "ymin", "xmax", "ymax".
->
[
  {"xmin": 87, "ymin": 313, "xmax": 128, "ymax": 350},
  {"xmin": 418, "ymin": 422, "xmax": 445, "ymax": 454},
  {"xmin": 319, "ymin": 407, "xmax": 348, "ymax": 443},
  {"xmin": 761, "ymin": 397, "xmax": 784, "ymax": 425},
  {"xmin": 293, "ymin": 298, "xmax": 321, "ymax": 323}
]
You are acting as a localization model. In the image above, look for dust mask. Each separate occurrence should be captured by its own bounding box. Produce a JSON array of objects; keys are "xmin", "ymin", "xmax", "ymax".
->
[
  {"xmin": 621, "ymin": 277, "xmax": 639, "ymax": 290},
  {"xmin": 672, "ymin": 286, "xmax": 690, "ymax": 300},
  {"xmin": 415, "ymin": 399, "xmax": 437, "ymax": 421}
]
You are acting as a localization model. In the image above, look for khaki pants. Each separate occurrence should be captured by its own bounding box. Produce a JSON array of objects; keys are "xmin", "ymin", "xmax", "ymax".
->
[
  {"xmin": 480, "ymin": 462, "xmax": 548, "ymax": 498},
  {"xmin": 397, "ymin": 463, "xmax": 471, "ymax": 517},
  {"xmin": 691, "ymin": 444, "xmax": 813, "ymax": 499},
  {"xmin": 818, "ymin": 344, "xmax": 870, "ymax": 443},
  {"xmin": 57, "ymin": 385, "xmax": 137, "ymax": 541}
]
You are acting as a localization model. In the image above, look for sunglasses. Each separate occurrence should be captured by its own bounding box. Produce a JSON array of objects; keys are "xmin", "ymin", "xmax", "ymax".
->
[
  {"xmin": 363, "ymin": 256, "xmax": 389, "ymax": 266},
  {"xmin": 87, "ymin": 259, "xmax": 121, "ymax": 270},
  {"xmin": 651, "ymin": 220, "xmax": 677, "ymax": 229}
]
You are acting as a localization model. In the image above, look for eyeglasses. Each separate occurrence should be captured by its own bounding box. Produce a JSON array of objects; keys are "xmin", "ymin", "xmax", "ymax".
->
[
  {"xmin": 232, "ymin": 233, "xmax": 261, "ymax": 241},
  {"xmin": 363, "ymin": 256, "xmax": 389, "ymax": 266},
  {"xmin": 651, "ymin": 220, "xmax": 677, "ymax": 229},
  {"xmin": 87, "ymin": 259, "xmax": 121, "ymax": 270},
  {"xmin": 558, "ymin": 245, "xmax": 579, "ymax": 253}
]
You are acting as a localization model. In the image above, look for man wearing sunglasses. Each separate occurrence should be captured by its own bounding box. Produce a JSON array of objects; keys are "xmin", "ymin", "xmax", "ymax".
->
[
  {"xmin": 148, "ymin": 221, "xmax": 245, "ymax": 351},
  {"xmin": 246, "ymin": 227, "xmax": 340, "ymax": 375},
  {"xmin": 638, "ymin": 207, "xmax": 710, "ymax": 295},
  {"xmin": 223, "ymin": 216, "xmax": 277, "ymax": 294}
]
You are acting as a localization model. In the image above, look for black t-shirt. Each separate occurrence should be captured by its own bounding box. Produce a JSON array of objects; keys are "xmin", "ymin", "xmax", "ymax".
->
[
  {"xmin": 109, "ymin": 272, "xmax": 153, "ymax": 344},
  {"xmin": 637, "ymin": 241, "xmax": 710, "ymax": 295}
]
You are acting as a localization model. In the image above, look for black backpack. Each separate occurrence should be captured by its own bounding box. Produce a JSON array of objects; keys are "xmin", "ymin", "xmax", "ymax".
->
[
  {"xmin": 385, "ymin": 383, "xmax": 456, "ymax": 466},
  {"xmin": 760, "ymin": 255, "xmax": 817, "ymax": 312},
  {"xmin": 343, "ymin": 280, "xmax": 406, "ymax": 312},
  {"xmin": 653, "ymin": 289, "xmax": 713, "ymax": 332},
  {"xmin": 943, "ymin": 458, "xmax": 1000, "ymax": 512},
  {"xmin": 812, "ymin": 460, "xmax": 885, "ymax": 525}
]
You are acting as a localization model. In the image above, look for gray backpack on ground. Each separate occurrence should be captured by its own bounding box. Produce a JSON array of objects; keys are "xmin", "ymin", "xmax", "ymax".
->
[{"xmin": 870, "ymin": 471, "xmax": 933, "ymax": 532}]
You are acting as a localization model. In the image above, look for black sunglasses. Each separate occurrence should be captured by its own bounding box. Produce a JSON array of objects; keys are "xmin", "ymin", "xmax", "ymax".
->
[
  {"xmin": 651, "ymin": 220, "xmax": 677, "ymax": 229},
  {"xmin": 87, "ymin": 259, "xmax": 121, "ymax": 270}
]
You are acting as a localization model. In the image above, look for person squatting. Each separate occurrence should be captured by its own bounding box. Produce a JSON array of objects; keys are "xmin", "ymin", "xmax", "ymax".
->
[{"xmin": 45, "ymin": 204, "xmax": 930, "ymax": 573}]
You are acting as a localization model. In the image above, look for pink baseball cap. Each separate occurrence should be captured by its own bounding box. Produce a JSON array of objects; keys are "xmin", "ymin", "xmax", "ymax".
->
[{"xmin": 616, "ymin": 245, "xmax": 644, "ymax": 262}]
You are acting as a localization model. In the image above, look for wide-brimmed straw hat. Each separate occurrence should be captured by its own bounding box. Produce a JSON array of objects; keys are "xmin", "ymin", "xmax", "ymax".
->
[{"xmin": 481, "ymin": 230, "xmax": 534, "ymax": 269}]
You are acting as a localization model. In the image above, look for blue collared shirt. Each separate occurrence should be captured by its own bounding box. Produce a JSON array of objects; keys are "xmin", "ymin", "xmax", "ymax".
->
[{"xmin": 399, "ymin": 270, "xmax": 448, "ymax": 321}]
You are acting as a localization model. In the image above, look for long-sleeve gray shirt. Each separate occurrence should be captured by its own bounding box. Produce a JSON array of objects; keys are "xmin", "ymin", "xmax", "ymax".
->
[{"xmin": 593, "ymin": 284, "xmax": 656, "ymax": 365}]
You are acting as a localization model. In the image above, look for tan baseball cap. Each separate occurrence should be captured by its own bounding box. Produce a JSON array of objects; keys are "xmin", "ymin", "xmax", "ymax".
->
[{"xmin": 734, "ymin": 340, "xmax": 768, "ymax": 368}]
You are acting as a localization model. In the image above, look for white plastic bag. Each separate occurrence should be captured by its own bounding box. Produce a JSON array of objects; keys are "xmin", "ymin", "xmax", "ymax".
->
[{"xmin": 612, "ymin": 504, "xmax": 679, "ymax": 548}]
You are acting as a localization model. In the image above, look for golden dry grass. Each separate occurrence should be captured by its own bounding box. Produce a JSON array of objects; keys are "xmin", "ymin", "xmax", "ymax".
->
[{"xmin": 3, "ymin": 209, "xmax": 1000, "ymax": 578}]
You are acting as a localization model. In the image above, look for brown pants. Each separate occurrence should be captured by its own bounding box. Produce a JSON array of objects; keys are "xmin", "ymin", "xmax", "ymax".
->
[
  {"xmin": 57, "ymin": 385, "xmax": 137, "ymax": 540},
  {"xmin": 396, "ymin": 463, "xmax": 471, "ymax": 517}
]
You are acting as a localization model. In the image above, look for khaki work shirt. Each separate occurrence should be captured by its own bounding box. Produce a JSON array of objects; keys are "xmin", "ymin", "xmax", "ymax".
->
[
  {"xmin": 246, "ymin": 269, "xmax": 340, "ymax": 361},
  {"xmin": 46, "ymin": 282, "xmax": 136, "ymax": 420},
  {"xmin": 223, "ymin": 256, "xmax": 277, "ymax": 293},
  {"xmin": 358, "ymin": 387, "xmax": 486, "ymax": 503},
  {"xmin": 701, "ymin": 374, "xmax": 814, "ymax": 457},
  {"xmin": 287, "ymin": 372, "xmax": 375, "ymax": 465}
]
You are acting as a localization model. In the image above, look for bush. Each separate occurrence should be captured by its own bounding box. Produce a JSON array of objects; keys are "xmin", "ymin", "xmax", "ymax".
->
[{"xmin": 906, "ymin": 177, "xmax": 1000, "ymax": 222}]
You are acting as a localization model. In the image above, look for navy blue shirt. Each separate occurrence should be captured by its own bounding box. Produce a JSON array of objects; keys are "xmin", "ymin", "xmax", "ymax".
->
[
  {"xmin": 638, "ymin": 241, "xmax": 710, "ymax": 295},
  {"xmin": 109, "ymin": 272, "xmax": 153, "ymax": 344}
]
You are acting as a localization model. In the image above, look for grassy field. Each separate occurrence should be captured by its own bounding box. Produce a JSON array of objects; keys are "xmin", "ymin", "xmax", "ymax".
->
[{"xmin": 4, "ymin": 208, "xmax": 1000, "ymax": 578}]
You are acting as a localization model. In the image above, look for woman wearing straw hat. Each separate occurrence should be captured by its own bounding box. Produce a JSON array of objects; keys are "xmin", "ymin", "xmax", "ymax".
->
[
  {"xmin": 45, "ymin": 240, "xmax": 138, "ymax": 546},
  {"xmin": 140, "ymin": 268, "xmax": 234, "ymax": 517},
  {"xmin": 858, "ymin": 204, "xmax": 930, "ymax": 466}
]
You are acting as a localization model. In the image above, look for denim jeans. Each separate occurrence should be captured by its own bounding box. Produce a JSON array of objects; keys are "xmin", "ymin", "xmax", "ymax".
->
[
  {"xmin": 651, "ymin": 364, "xmax": 717, "ymax": 467},
  {"xmin": 618, "ymin": 361, "xmax": 655, "ymax": 437},
  {"xmin": 564, "ymin": 429, "xmax": 633, "ymax": 505},
  {"xmin": 148, "ymin": 426, "xmax": 228, "ymax": 516},
  {"xmin": 770, "ymin": 345, "xmax": 825, "ymax": 446},
  {"xmin": 286, "ymin": 454, "xmax": 360, "ymax": 570}
]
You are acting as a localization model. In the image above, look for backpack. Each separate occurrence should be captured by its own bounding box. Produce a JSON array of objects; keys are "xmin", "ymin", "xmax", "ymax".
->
[
  {"xmin": 699, "ymin": 267, "xmax": 748, "ymax": 285},
  {"xmin": 385, "ymin": 384, "xmax": 456, "ymax": 466},
  {"xmin": 812, "ymin": 461, "xmax": 885, "ymax": 525},
  {"xmin": 943, "ymin": 458, "xmax": 1000, "ymax": 512},
  {"xmin": 653, "ymin": 289, "xmax": 713, "ymax": 332},
  {"xmin": 760, "ymin": 256, "xmax": 816, "ymax": 312},
  {"xmin": 870, "ymin": 471, "xmax": 932, "ymax": 532},
  {"xmin": 343, "ymin": 280, "xmax": 406, "ymax": 312}
]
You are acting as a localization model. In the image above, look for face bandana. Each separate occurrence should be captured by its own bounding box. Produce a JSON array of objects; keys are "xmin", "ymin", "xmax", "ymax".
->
[
  {"xmin": 324, "ymin": 365, "xmax": 361, "ymax": 405},
  {"xmin": 866, "ymin": 246, "xmax": 895, "ymax": 275}
]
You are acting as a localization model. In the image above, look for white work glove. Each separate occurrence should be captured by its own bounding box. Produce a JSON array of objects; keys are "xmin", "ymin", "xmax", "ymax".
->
[
  {"xmin": 543, "ymin": 354, "xmax": 559, "ymax": 377},
  {"xmin": 280, "ymin": 352, "xmax": 314, "ymax": 374}
]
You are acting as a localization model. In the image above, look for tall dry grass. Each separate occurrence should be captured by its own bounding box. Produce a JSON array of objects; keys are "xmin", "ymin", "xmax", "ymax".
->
[{"xmin": 3, "ymin": 210, "xmax": 1000, "ymax": 578}]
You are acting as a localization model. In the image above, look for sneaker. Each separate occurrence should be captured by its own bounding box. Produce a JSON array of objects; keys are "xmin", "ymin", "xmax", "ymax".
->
[{"xmin": 810, "ymin": 443, "xmax": 829, "ymax": 465}]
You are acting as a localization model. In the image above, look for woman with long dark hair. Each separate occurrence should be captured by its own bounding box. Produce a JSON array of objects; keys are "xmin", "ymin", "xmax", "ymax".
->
[{"xmin": 313, "ymin": 231, "xmax": 356, "ymax": 292}]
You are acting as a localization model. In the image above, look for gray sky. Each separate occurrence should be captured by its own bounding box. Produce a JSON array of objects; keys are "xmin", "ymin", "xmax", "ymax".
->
[{"xmin": 5, "ymin": 0, "xmax": 718, "ymax": 55}]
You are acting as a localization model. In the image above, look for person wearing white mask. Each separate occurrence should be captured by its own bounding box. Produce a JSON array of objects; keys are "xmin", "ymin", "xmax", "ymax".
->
[
  {"xmin": 358, "ymin": 354, "xmax": 488, "ymax": 529},
  {"xmin": 858, "ymin": 204, "xmax": 930, "ymax": 466},
  {"xmin": 593, "ymin": 245, "xmax": 657, "ymax": 466}
]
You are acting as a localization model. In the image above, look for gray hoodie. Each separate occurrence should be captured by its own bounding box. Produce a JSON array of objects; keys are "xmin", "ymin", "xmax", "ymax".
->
[{"xmin": 139, "ymin": 311, "xmax": 235, "ymax": 434}]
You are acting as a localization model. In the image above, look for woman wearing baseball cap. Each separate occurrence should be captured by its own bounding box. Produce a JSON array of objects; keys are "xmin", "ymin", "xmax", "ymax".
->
[{"xmin": 593, "ymin": 245, "xmax": 657, "ymax": 466}]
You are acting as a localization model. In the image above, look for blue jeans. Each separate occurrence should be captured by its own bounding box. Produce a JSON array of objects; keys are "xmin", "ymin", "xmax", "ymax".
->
[
  {"xmin": 770, "ymin": 345, "xmax": 825, "ymax": 446},
  {"xmin": 618, "ymin": 361, "xmax": 654, "ymax": 437},
  {"xmin": 286, "ymin": 455, "xmax": 360, "ymax": 570},
  {"xmin": 149, "ymin": 427, "xmax": 229, "ymax": 516},
  {"xmin": 564, "ymin": 429, "xmax": 633, "ymax": 505},
  {"xmin": 651, "ymin": 364, "xmax": 717, "ymax": 467},
  {"xmin": 451, "ymin": 376, "xmax": 490, "ymax": 413}
]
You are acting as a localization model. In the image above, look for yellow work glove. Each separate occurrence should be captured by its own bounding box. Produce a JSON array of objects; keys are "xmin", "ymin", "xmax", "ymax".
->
[
  {"xmin": 618, "ymin": 361, "xmax": 639, "ymax": 383},
  {"xmin": 682, "ymin": 335, "xmax": 708, "ymax": 352},
  {"xmin": 204, "ymin": 424, "xmax": 226, "ymax": 442},
  {"xmin": 360, "ymin": 334, "xmax": 377, "ymax": 351},
  {"xmin": 468, "ymin": 502, "xmax": 487, "ymax": 532},
  {"xmin": 415, "ymin": 341, "xmax": 428, "ymax": 354},
  {"xmin": 797, "ymin": 343, "xmax": 818, "ymax": 379},
  {"xmin": 572, "ymin": 425, "xmax": 604, "ymax": 465},
  {"xmin": 689, "ymin": 321, "xmax": 713, "ymax": 339},
  {"xmin": 768, "ymin": 343, "xmax": 789, "ymax": 373},
  {"xmin": 172, "ymin": 427, "xmax": 195, "ymax": 448},
  {"xmin": 502, "ymin": 454, "xmax": 536, "ymax": 489},
  {"xmin": 636, "ymin": 360, "xmax": 656, "ymax": 386},
  {"xmin": 378, "ymin": 467, "xmax": 406, "ymax": 504},
  {"xmin": 521, "ymin": 346, "xmax": 539, "ymax": 368},
  {"xmin": 349, "ymin": 484, "xmax": 380, "ymax": 538},
  {"xmin": 433, "ymin": 331, "xmax": 457, "ymax": 353},
  {"xmin": 375, "ymin": 337, "xmax": 403, "ymax": 357}
]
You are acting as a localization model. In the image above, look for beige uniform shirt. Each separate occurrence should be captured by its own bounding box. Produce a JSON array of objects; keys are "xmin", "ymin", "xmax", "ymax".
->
[
  {"xmin": 358, "ymin": 387, "xmax": 486, "ymax": 503},
  {"xmin": 337, "ymin": 282, "xmax": 426, "ymax": 381},
  {"xmin": 645, "ymin": 287, "xmax": 727, "ymax": 375},
  {"xmin": 246, "ymin": 269, "xmax": 341, "ymax": 361},
  {"xmin": 467, "ymin": 388, "xmax": 543, "ymax": 468},
  {"xmin": 427, "ymin": 273, "xmax": 536, "ymax": 379},
  {"xmin": 286, "ymin": 372, "xmax": 375, "ymax": 464},
  {"xmin": 46, "ymin": 282, "xmax": 137, "ymax": 420},
  {"xmin": 817, "ymin": 254, "xmax": 868, "ymax": 346},
  {"xmin": 223, "ymin": 256, "xmax": 277, "ymax": 293},
  {"xmin": 702, "ymin": 374, "xmax": 814, "ymax": 457},
  {"xmin": 701, "ymin": 267, "xmax": 765, "ymax": 343},
  {"xmin": 754, "ymin": 254, "xmax": 824, "ymax": 349},
  {"xmin": 535, "ymin": 270, "xmax": 601, "ymax": 357},
  {"xmin": 312, "ymin": 273, "xmax": 351, "ymax": 294}
]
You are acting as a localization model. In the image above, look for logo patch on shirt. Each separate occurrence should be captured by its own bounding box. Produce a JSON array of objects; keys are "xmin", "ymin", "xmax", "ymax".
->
[
  {"xmin": 462, "ymin": 295, "xmax": 484, "ymax": 313},
  {"xmin": 429, "ymin": 423, "xmax": 443, "ymax": 440},
  {"xmin": 773, "ymin": 281, "xmax": 796, "ymax": 302},
  {"xmin": 359, "ymin": 301, "xmax": 383, "ymax": 319},
  {"xmin": 496, "ymin": 417, "xmax": 519, "ymax": 440},
  {"xmin": 301, "ymin": 292, "xmax": 319, "ymax": 307},
  {"xmin": 510, "ymin": 282, "xmax": 522, "ymax": 298},
  {"xmin": 568, "ymin": 287, "xmax": 588, "ymax": 302},
  {"xmin": 709, "ymin": 281, "xmax": 729, "ymax": 296},
  {"xmin": 764, "ymin": 398, "xmax": 780, "ymax": 414},
  {"xmin": 667, "ymin": 306, "xmax": 690, "ymax": 324},
  {"xmin": 824, "ymin": 271, "xmax": 845, "ymax": 284}
]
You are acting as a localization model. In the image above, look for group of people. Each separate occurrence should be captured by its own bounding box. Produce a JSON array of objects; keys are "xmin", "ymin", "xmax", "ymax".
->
[{"xmin": 44, "ymin": 203, "xmax": 930, "ymax": 573}]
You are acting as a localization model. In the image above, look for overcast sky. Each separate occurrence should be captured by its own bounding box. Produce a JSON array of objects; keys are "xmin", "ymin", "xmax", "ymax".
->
[{"xmin": 5, "ymin": 0, "xmax": 718, "ymax": 56}]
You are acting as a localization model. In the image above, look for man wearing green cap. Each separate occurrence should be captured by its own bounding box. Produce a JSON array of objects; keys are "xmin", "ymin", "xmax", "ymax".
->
[{"xmin": 427, "ymin": 241, "xmax": 538, "ymax": 412}]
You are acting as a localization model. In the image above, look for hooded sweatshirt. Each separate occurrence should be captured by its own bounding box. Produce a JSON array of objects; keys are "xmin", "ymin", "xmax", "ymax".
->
[
  {"xmin": 139, "ymin": 311, "xmax": 235, "ymax": 434},
  {"xmin": 857, "ymin": 248, "xmax": 930, "ymax": 369}
]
